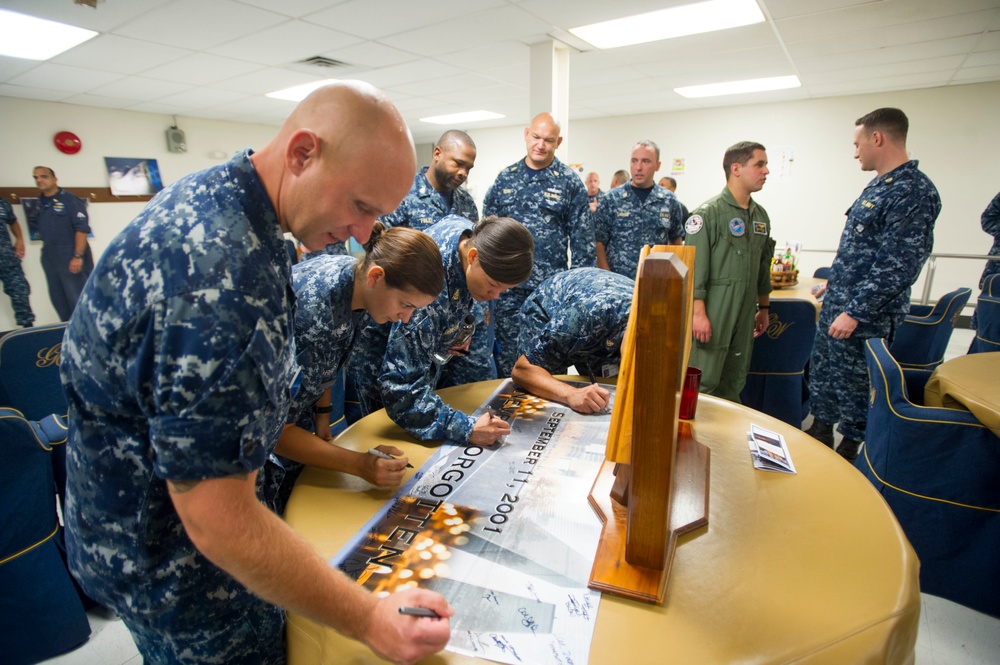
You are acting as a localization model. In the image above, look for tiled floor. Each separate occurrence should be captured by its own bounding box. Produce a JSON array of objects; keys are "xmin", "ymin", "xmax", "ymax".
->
[{"xmin": 42, "ymin": 330, "xmax": 998, "ymax": 665}]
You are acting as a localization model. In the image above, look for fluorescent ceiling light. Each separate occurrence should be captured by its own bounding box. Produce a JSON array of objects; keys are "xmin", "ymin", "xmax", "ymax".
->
[
  {"xmin": 266, "ymin": 78, "xmax": 341, "ymax": 102},
  {"xmin": 0, "ymin": 9, "xmax": 98, "ymax": 60},
  {"xmin": 569, "ymin": 0, "xmax": 764, "ymax": 49},
  {"xmin": 675, "ymin": 75, "xmax": 801, "ymax": 98},
  {"xmin": 419, "ymin": 110, "xmax": 505, "ymax": 125}
]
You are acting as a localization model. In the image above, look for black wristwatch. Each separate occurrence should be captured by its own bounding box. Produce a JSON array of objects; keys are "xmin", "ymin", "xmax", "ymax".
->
[{"xmin": 314, "ymin": 405, "xmax": 333, "ymax": 414}]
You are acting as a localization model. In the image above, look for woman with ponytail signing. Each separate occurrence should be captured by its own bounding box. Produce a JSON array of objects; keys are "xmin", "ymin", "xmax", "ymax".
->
[
  {"xmin": 268, "ymin": 222, "xmax": 443, "ymax": 512},
  {"xmin": 349, "ymin": 215, "xmax": 534, "ymax": 446}
]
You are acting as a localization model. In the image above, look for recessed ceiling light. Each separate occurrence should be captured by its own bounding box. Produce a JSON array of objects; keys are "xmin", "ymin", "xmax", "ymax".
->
[
  {"xmin": 266, "ymin": 79, "xmax": 341, "ymax": 102},
  {"xmin": 569, "ymin": 0, "xmax": 764, "ymax": 49},
  {"xmin": 0, "ymin": 9, "xmax": 98, "ymax": 60},
  {"xmin": 419, "ymin": 110, "xmax": 505, "ymax": 125},
  {"xmin": 674, "ymin": 75, "xmax": 801, "ymax": 98}
]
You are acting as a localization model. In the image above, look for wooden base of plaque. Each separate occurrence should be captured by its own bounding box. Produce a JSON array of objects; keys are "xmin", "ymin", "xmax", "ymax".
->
[{"xmin": 587, "ymin": 421, "xmax": 710, "ymax": 604}]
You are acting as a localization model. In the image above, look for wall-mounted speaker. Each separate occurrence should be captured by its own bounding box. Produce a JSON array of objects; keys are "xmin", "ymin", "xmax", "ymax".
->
[{"xmin": 166, "ymin": 127, "xmax": 187, "ymax": 153}]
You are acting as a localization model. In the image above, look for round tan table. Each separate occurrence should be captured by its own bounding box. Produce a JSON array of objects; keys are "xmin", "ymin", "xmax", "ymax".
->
[
  {"xmin": 923, "ymin": 351, "xmax": 1000, "ymax": 438},
  {"xmin": 285, "ymin": 380, "xmax": 919, "ymax": 665},
  {"xmin": 770, "ymin": 276, "xmax": 825, "ymax": 321}
]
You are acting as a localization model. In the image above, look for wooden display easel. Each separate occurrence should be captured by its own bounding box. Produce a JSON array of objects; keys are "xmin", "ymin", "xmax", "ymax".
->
[{"xmin": 588, "ymin": 246, "xmax": 711, "ymax": 604}]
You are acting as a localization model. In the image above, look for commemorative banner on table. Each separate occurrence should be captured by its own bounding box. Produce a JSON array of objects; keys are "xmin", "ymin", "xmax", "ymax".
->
[{"xmin": 330, "ymin": 379, "xmax": 615, "ymax": 665}]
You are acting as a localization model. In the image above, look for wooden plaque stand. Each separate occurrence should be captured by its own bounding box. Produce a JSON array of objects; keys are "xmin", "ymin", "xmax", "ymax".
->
[{"xmin": 588, "ymin": 249, "xmax": 711, "ymax": 604}]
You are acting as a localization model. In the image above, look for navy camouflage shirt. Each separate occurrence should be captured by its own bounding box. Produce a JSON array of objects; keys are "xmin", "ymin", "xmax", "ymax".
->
[
  {"xmin": 822, "ymin": 160, "xmax": 940, "ymax": 337},
  {"xmin": 595, "ymin": 184, "xmax": 685, "ymax": 278},
  {"xmin": 60, "ymin": 149, "xmax": 297, "ymax": 628},
  {"xmin": 379, "ymin": 166, "xmax": 479, "ymax": 231},
  {"xmin": 519, "ymin": 268, "xmax": 634, "ymax": 376}
]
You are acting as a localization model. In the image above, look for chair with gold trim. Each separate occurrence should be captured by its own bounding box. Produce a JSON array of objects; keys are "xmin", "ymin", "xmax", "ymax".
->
[
  {"xmin": 0, "ymin": 323, "xmax": 69, "ymax": 421},
  {"xmin": 0, "ymin": 408, "xmax": 90, "ymax": 663},
  {"xmin": 861, "ymin": 338, "xmax": 1000, "ymax": 617},
  {"xmin": 889, "ymin": 287, "xmax": 971, "ymax": 369},
  {"xmin": 970, "ymin": 274, "xmax": 1000, "ymax": 354},
  {"xmin": 740, "ymin": 299, "xmax": 816, "ymax": 427}
]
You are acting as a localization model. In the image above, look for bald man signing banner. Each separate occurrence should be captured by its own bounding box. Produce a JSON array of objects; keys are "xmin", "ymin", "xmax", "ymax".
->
[{"xmin": 61, "ymin": 82, "xmax": 453, "ymax": 665}]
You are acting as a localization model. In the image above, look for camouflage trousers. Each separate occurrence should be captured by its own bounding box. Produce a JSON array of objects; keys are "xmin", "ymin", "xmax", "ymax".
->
[
  {"xmin": 808, "ymin": 331, "xmax": 870, "ymax": 442},
  {"xmin": 121, "ymin": 593, "xmax": 285, "ymax": 664},
  {"xmin": 0, "ymin": 250, "xmax": 34, "ymax": 326}
]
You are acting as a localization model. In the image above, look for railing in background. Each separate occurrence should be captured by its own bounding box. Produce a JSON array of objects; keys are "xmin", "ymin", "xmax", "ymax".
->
[{"xmin": 800, "ymin": 249, "xmax": 999, "ymax": 306}]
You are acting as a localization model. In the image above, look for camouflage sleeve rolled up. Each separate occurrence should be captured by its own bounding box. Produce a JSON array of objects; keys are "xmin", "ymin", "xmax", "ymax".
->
[
  {"xmin": 839, "ymin": 162, "xmax": 940, "ymax": 323},
  {"xmin": 378, "ymin": 306, "xmax": 475, "ymax": 443},
  {"xmin": 594, "ymin": 194, "xmax": 612, "ymax": 248}
]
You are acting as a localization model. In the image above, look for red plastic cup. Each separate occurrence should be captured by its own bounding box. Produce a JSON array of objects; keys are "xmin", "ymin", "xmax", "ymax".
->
[{"xmin": 679, "ymin": 366, "xmax": 702, "ymax": 420}]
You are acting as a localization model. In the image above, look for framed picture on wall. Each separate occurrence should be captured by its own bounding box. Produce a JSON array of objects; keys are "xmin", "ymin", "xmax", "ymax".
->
[{"xmin": 104, "ymin": 157, "xmax": 164, "ymax": 196}]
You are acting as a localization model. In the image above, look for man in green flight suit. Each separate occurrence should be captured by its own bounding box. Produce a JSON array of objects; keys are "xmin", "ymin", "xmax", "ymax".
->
[{"xmin": 685, "ymin": 141, "xmax": 775, "ymax": 402}]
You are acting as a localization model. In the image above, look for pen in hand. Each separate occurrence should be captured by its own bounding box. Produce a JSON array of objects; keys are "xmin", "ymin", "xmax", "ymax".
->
[
  {"xmin": 367, "ymin": 448, "xmax": 413, "ymax": 468},
  {"xmin": 398, "ymin": 606, "xmax": 442, "ymax": 618}
]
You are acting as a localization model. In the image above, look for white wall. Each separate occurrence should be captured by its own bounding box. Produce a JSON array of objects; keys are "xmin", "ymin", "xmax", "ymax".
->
[
  {"xmin": 2, "ymin": 82, "xmax": 998, "ymax": 329},
  {"xmin": 464, "ymin": 82, "xmax": 1000, "ymax": 308},
  {"xmin": 0, "ymin": 96, "xmax": 277, "ymax": 329}
]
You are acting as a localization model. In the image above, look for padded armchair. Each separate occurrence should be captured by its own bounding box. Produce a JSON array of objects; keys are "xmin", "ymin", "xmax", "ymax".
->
[
  {"xmin": 861, "ymin": 339, "xmax": 1000, "ymax": 617},
  {"xmin": 0, "ymin": 323, "xmax": 69, "ymax": 421},
  {"xmin": 889, "ymin": 287, "xmax": 971, "ymax": 369},
  {"xmin": 740, "ymin": 299, "xmax": 817, "ymax": 427},
  {"xmin": 0, "ymin": 408, "xmax": 90, "ymax": 663},
  {"xmin": 970, "ymin": 274, "xmax": 1000, "ymax": 354},
  {"xmin": 812, "ymin": 266, "xmax": 832, "ymax": 279}
]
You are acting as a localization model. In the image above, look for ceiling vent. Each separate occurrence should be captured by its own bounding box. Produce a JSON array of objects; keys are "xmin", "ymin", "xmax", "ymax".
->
[{"xmin": 298, "ymin": 56, "xmax": 349, "ymax": 68}]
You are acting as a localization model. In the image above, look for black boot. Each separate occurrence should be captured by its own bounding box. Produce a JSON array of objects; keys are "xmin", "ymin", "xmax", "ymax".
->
[
  {"xmin": 837, "ymin": 438, "xmax": 862, "ymax": 463},
  {"xmin": 805, "ymin": 419, "xmax": 835, "ymax": 448}
]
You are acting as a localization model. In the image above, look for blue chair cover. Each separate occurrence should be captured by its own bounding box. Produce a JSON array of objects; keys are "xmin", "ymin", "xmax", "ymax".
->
[
  {"xmin": 0, "ymin": 409, "xmax": 90, "ymax": 663},
  {"xmin": 740, "ymin": 299, "xmax": 817, "ymax": 427},
  {"xmin": 889, "ymin": 288, "xmax": 971, "ymax": 369},
  {"xmin": 860, "ymin": 339, "xmax": 1000, "ymax": 618},
  {"xmin": 812, "ymin": 266, "xmax": 831, "ymax": 279},
  {"xmin": 970, "ymin": 275, "xmax": 1000, "ymax": 354},
  {"xmin": 969, "ymin": 296, "xmax": 1000, "ymax": 354},
  {"xmin": 0, "ymin": 323, "xmax": 69, "ymax": 421}
]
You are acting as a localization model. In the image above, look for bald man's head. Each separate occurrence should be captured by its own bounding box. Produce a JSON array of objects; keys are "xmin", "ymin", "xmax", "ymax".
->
[
  {"xmin": 254, "ymin": 81, "xmax": 415, "ymax": 250},
  {"xmin": 523, "ymin": 112, "xmax": 562, "ymax": 169}
]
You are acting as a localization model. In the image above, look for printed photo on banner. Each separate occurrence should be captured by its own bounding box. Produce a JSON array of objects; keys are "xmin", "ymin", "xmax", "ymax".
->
[{"xmin": 104, "ymin": 157, "xmax": 164, "ymax": 196}]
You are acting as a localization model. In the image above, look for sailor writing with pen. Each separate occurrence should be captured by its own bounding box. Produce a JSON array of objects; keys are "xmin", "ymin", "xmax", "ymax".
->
[{"xmin": 512, "ymin": 268, "xmax": 632, "ymax": 413}]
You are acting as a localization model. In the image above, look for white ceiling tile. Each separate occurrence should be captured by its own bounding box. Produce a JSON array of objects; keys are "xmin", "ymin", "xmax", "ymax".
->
[
  {"xmin": 952, "ymin": 63, "xmax": 1000, "ymax": 81},
  {"xmin": 87, "ymin": 76, "xmax": 193, "ymax": 102},
  {"xmin": 7, "ymin": 63, "xmax": 124, "ymax": 93},
  {"xmin": 386, "ymin": 5, "xmax": 552, "ymax": 57},
  {"xmin": 808, "ymin": 70, "xmax": 954, "ymax": 97},
  {"xmin": 125, "ymin": 100, "xmax": 195, "ymax": 116},
  {"xmin": 140, "ymin": 53, "xmax": 265, "ymax": 86},
  {"xmin": 306, "ymin": 0, "xmax": 506, "ymax": 40},
  {"xmin": 795, "ymin": 36, "xmax": 980, "ymax": 74},
  {"xmin": 0, "ymin": 0, "xmax": 172, "ymax": 32},
  {"xmin": 0, "ymin": 82, "xmax": 74, "ymax": 102},
  {"xmin": 0, "ymin": 55, "xmax": 41, "ymax": 83},
  {"xmin": 965, "ymin": 50, "xmax": 1000, "ymax": 67},
  {"xmin": 356, "ymin": 59, "xmax": 464, "ymax": 88},
  {"xmin": 63, "ymin": 92, "xmax": 148, "ymax": 109},
  {"xmin": 213, "ymin": 67, "xmax": 321, "ymax": 95},
  {"xmin": 803, "ymin": 56, "xmax": 967, "ymax": 85},
  {"xmin": 318, "ymin": 41, "xmax": 419, "ymax": 69},
  {"xmin": 207, "ymin": 20, "xmax": 363, "ymax": 65},
  {"xmin": 152, "ymin": 87, "xmax": 253, "ymax": 109},
  {"xmin": 239, "ymin": 0, "xmax": 351, "ymax": 18},
  {"xmin": 112, "ymin": 0, "xmax": 286, "ymax": 50},
  {"xmin": 50, "ymin": 35, "xmax": 190, "ymax": 75}
]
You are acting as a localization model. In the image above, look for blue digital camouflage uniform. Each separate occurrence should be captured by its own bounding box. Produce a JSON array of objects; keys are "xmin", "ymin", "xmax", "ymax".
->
[
  {"xmin": 810, "ymin": 160, "xmax": 940, "ymax": 441},
  {"xmin": 594, "ymin": 184, "xmax": 685, "ymax": 278},
  {"xmin": 518, "ymin": 268, "xmax": 633, "ymax": 377},
  {"xmin": 972, "ymin": 191, "xmax": 1000, "ymax": 329},
  {"xmin": 0, "ymin": 199, "xmax": 34, "ymax": 327},
  {"xmin": 685, "ymin": 187, "xmax": 775, "ymax": 402},
  {"xmin": 60, "ymin": 150, "xmax": 295, "ymax": 664},
  {"xmin": 266, "ymin": 254, "xmax": 368, "ymax": 512},
  {"xmin": 379, "ymin": 166, "xmax": 479, "ymax": 231},
  {"xmin": 483, "ymin": 156, "xmax": 594, "ymax": 376},
  {"xmin": 348, "ymin": 216, "xmax": 482, "ymax": 442},
  {"xmin": 301, "ymin": 240, "xmax": 349, "ymax": 259},
  {"xmin": 377, "ymin": 167, "xmax": 493, "ymax": 387},
  {"xmin": 28, "ymin": 188, "xmax": 94, "ymax": 321}
]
